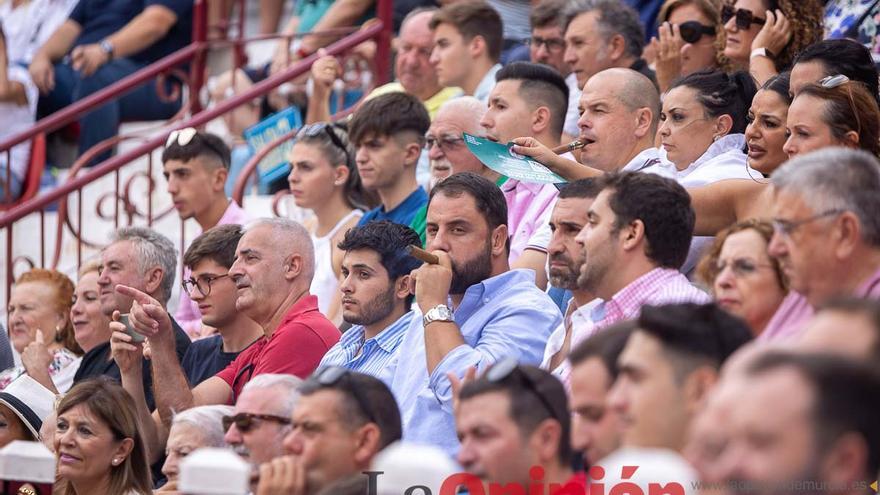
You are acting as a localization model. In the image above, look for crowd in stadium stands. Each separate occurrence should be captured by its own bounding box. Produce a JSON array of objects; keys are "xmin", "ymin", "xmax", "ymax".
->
[{"xmin": 3, "ymin": 0, "xmax": 880, "ymax": 493}]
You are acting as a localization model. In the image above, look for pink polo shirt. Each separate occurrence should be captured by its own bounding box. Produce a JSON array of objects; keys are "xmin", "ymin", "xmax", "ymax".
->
[{"xmin": 175, "ymin": 200, "xmax": 250, "ymax": 339}]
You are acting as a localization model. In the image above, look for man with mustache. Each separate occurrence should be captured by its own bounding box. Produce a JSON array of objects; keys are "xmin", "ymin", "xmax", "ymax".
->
[
  {"xmin": 388, "ymin": 172, "xmax": 562, "ymax": 456},
  {"xmin": 319, "ymin": 221, "xmax": 422, "ymax": 376}
]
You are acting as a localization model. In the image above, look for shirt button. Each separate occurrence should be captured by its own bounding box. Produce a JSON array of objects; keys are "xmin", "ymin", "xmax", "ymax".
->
[{"xmin": 483, "ymin": 297, "xmax": 490, "ymax": 303}]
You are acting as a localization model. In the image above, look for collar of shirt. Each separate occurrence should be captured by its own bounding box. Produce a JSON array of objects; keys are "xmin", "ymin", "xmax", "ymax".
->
[
  {"xmin": 658, "ymin": 134, "xmax": 746, "ymax": 178},
  {"xmin": 857, "ymin": 263, "xmax": 880, "ymax": 296},
  {"xmin": 621, "ymin": 147, "xmax": 674, "ymax": 175},
  {"xmin": 590, "ymin": 267, "xmax": 684, "ymax": 323},
  {"xmin": 451, "ymin": 269, "xmax": 535, "ymax": 320},
  {"xmin": 474, "ymin": 63, "xmax": 503, "ymax": 103},
  {"xmin": 218, "ymin": 199, "xmax": 248, "ymax": 226},
  {"xmin": 340, "ymin": 310, "xmax": 414, "ymax": 355},
  {"xmin": 277, "ymin": 294, "xmax": 321, "ymax": 332}
]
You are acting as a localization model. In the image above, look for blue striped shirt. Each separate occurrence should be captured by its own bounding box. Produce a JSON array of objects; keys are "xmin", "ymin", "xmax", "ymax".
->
[{"xmin": 318, "ymin": 311, "xmax": 414, "ymax": 378}]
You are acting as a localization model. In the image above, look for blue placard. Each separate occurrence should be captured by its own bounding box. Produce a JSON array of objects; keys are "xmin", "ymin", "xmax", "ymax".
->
[{"xmin": 242, "ymin": 106, "xmax": 303, "ymax": 182}]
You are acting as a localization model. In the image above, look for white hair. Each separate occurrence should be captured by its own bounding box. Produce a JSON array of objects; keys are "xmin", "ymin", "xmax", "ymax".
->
[
  {"xmin": 434, "ymin": 96, "xmax": 487, "ymax": 136},
  {"xmin": 243, "ymin": 217, "xmax": 315, "ymax": 282},
  {"xmin": 240, "ymin": 373, "xmax": 303, "ymax": 417},
  {"xmin": 108, "ymin": 226, "xmax": 177, "ymax": 305},
  {"xmin": 171, "ymin": 405, "xmax": 235, "ymax": 448}
]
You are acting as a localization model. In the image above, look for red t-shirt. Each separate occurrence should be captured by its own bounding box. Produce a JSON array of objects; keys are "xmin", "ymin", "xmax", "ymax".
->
[
  {"xmin": 216, "ymin": 295, "xmax": 340, "ymax": 402},
  {"xmin": 552, "ymin": 471, "xmax": 587, "ymax": 495}
]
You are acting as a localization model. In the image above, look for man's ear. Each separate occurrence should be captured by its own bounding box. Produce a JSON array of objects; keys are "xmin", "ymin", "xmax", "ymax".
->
[
  {"xmin": 212, "ymin": 165, "xmax": 228, "ymax": 193},
  {"xmin": 634, "ymin": 107, "xmax": 654, "ymax": 139},
  {"xmin": 532, "ymin": 106, "xmax": 553, "ymax": 137},
  {"xmin": 143, "ymin": 267, "xmax": 164, "ymax": 297},
  {"xmin": 682, "ymin": 366, "xmax": 719, "ymax": 415},
  {"xmin": 619, "ymin": 219, "xmax": 646, "ymax": 253},
  {"xmin": 352, "ymin": 423, "xmax": 383, "ymax": 467},
  {"xmin": 528, "ymin": 418, "xmax": 563, "ymax": 465},
  {"xmin": 491, "ymin": 224, "xmax": 509, "ymax": 257},
  {"xmin": 832, "ymin": 212, "xmax": 862, "ymax": 260},
  {"xmin": 820, "ymin": 432, "xmax": 870, "ymax": 489},
  {"xmin": 468, "ymin": 34, "xmax": 487, "ymax": 60},
  {"xmin": 394, "ymin": 274, "xmax": 412, "ymax": 301},
  {"xmin": 607, "ymin": 34, "xmax": 627, "ymax": 61},
  {"xmin": 404, "ymin": 140, "xmax": 423, "ymax": 169},
  {"xmin": 284, "ymin": 254, "xmax": 304, "ymax": 281}
]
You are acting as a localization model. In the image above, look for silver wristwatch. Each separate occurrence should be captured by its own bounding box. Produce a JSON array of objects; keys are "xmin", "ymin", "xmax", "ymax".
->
[{"xmin": 423, "ymin": 304, "xmax": 454, "ymax": 327}]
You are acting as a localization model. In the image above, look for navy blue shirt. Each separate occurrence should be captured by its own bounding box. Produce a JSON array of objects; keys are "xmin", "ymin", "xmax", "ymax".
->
[
  {"xmin": 357, "ymin": 187, "xmax": 428, "ymax": 229},
  {"xmin": 68, "ymin": 0, "xmax": 192, "ymax": 63},
  {"xmin": 181, "ymin": 335, "xmax": 255, "ymax": 387}
]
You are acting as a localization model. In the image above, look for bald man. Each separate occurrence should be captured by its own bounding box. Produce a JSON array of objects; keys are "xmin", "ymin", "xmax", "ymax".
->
[{"xmin": 114, "ymin": 218, "xmax": 340, "ymax": 463}]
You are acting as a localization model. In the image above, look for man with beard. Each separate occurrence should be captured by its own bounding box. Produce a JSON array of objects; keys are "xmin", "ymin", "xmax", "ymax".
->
[
  {"xmin": 388, "ymin": 172, "xmax": 562, "ymax": 456},
  {"xmin": 569, "ymin": 172, "xmax": 709, "ymax": 351},
  {"xmin": 318, "ymin": 221, "xmax": 422, "ymax": 376},
  {"xmin": 541, "ymin": 179, "xmax": 601, "ymax": 377}
]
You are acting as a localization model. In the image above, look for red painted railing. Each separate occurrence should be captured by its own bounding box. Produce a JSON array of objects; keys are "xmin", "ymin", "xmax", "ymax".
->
[{"xmin": 0, "ymin": 0, "xmax": 392, "ymax": 305}]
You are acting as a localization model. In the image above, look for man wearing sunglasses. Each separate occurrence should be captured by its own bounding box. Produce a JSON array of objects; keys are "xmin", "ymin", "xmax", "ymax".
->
[
  {"xmin": 762, "ymin": 148, "xmax": 880, "ymax": 342},
  {"xmin": 256, "ymin": 367, "xmax": 401, "ymax": 495},
  {"xmin": 391, "ymin": 173, "xmax": 561, "ymax": 456},
  {"xmin": 456, "ymin": 360, "xmax": 583, "ymax": 493},
  {"xmin": 607, "ymin": 303, "xmax": 751, "ymax": 453},
  {"xmin": 163, "ymin": 128, "xmax": 250, "ymax": 339},
  {"xmin": 178, "ymin": 225, "xmax": 262, "ymax": 386}
]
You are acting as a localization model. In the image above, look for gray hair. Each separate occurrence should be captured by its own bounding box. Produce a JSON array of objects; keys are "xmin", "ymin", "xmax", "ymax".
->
[
  {"xmin": 563, "ymin": 0, "xmax": 645, "ymax": 59},
  {"xmin": 243, "ymin": 218, "xmax": 316, "ymax": 283},
  {"xmin": 171, "ymin": 405, "xmax": 234, "ymax": 449},
  {"xmin": 434, "ymin": 96, "xmax": 486, "ymax": 136},
  {"xmin": 108, "ymin": 226, "xmax": 177, "ymax": 305},
  {"xmin": 771, "ymin": 147, "xmax": 880, "ymax": 246},
  {"xmin": 240, "ymin": 373, "xmax": 303, "ymax": 417},
  {"xmin": 401, "ymin": 6, "xmax": 438, "ymax": 30}
]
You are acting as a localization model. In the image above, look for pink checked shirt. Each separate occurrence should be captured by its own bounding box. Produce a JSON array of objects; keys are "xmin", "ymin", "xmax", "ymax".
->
[
  {"xmin": 175, "ymin": 200, "xmax": 250, "ymax": 339},
  {"xmin": 502, "ymin": 179, "xmax": 559, "ymax": 262}
]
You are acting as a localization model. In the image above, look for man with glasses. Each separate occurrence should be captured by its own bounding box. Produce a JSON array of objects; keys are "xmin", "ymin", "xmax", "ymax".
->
[
  {"xmin": 178, "ymin": 225, "xmax": 263, "ymax": 386},
  {"xmin": 563, "ymin": 0, "xmax": 656, "ymax": 91},
  {"xmin": 163, "ymin": 128, "xmax": 250, "ymax": 339},
  {"xmin": 762, "ymin": 148, "xmax": 880, "ymax": 342},
  {"xmin": 348, "ymin": 92, "xmax": 431, "ymax": 236},
  {"xmin": 529, "ymin": 0, "xmax": 581, "ymax": 143},
  {"xmin": 222, "ymin": 374, "xmax": 302, "ymax": 476},
  {"xmin": 256, "ymin": 367, "xmax": 402, "ymax": 495},
  {"xmin": 456, "ymin": 359, "xmax": 584, "ymax": 493},
  {"xmin": 390, "ymin": 172, "xmax": 561, "ymax": 456}
]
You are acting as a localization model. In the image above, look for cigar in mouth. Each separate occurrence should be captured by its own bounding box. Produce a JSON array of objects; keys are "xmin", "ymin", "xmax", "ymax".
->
[
  {"xmin": 551, "ymin": 140, "xmax": 586, "ymax": 154},
  {"xmin": 407, "ymin": 245, "xmax": 440, "ymax": 265}
]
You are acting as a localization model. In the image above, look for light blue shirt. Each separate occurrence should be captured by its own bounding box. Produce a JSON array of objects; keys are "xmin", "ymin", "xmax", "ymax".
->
[
  {"xmin": 383, "ymin": 269, "xmax": 562, "ymax": 456},
  {"xmin": 318, "ymin": 311, "xmax": 413, "ymax": 378}
]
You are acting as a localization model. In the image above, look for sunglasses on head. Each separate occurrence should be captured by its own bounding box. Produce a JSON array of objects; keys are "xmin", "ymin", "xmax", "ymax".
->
[
  {"xmin": 310, "ymin": 366, "xmax": 377, "ymax": 423},
  {"xmin": 165, "ymin": 127, "xmax": 230, "ymax": 167},
  {"xmin": 486, "ymin": 358, "xmax": 560, "ymax": 422},
  {"xmin": 721, "ymin": 5, "xmax": 766, "ymax": 30},
  {"xmin": 222, "ymin": 412, "xmax": 291, "ymax": 433},
  {"xmin": 297, "ymin": 123, "xmax": 352, "ymax": 166},
  {"xmin": 677, "ymin": 21, "xmax": 716, "ymax": 44}
]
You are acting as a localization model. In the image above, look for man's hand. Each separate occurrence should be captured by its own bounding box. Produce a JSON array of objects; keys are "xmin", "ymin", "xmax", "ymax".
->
[
  {"xmin": 110, "ymin": 311, "xmax": 144, "ymax": 376},
  {"xmin": 115, "ymin": 285, "xmax": 175, "ymax": 350},
  {"xmin": 410, "ymin": 250, "xmax": 454, "ymax": 314},
  {"xmin": 309, "ymin": 50, "xmax": 341, "ymax": 96},
  {"xmin": 256, "ymin": 455, "xmax": 307, "ymax": 495},
  {"xmin": 29, "ymin": 55, "xmax": 55, "ymax": 94},
  {"xmin": 71, "ymin": 43, "xmax": 110, "ymax": 77}
]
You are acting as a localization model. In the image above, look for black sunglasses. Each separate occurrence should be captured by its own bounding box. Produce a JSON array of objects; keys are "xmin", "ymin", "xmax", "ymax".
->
[
  {"xmin": 486, "ymin": 358, "xmax": 560, "ymax": 422},
  {"xmin": 297, "ymin": 123, "xmax": 352, "ymax": 166},
  {"xmin": 721, "ymin": 5, "xmax": 766, "ymax": 30},
  {"xmin": 677, "ymin": 21, "xmax": 716, "ymax": 43},
  {"xmin": 310, "ymin": 366, "xmax": 377, "ymax": 423},
  {"xmin": 222, "ymin": 412, "xmax": 291, "ymax": 433}
]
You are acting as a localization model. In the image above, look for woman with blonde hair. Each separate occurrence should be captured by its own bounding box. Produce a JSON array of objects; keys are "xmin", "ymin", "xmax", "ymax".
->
[{"xmin": 3, "ymin": 268, "xmax": 81, "ymax": 392}]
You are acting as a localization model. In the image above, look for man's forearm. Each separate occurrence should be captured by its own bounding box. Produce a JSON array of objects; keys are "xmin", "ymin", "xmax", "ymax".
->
[
  {"xmin": 120, "ymin": 366, "xmax": 161, "ymax": 462},
  {"xmin": 150, "ymin": 344, "xmax": 195, "ymax": 428},
  {"xmin": 424, "ymin": 321, "xmax": 466, "ymax": 374},
  {"xmin": 35, "ymin": 21, "xmax": 81, "ymax": 61},
  {"xmin": 105, "ymin": 6, "xmax": 176, "ymax": 59},
  {"xmin": 299, "ymin": 0, "xmax": 372, "ymax": 53}
]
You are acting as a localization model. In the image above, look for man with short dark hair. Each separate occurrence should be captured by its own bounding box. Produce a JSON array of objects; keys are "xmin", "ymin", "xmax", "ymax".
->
[
  {"xmin": 349, "ymin": 92, "xmax": 431, "ymax": 234},
  {"xmin": 163, "ymin": 129, "xmax": 249, "ymax": 338},
  {"xmin": 390, "ymin": 172, "xmax": 561, "ymax": 456},
  {"xmin": 429, "ymin": 1, "xmax": 503, "ymax": 102},
  {"xmin": 570, "ymin": 172, "xmax": 710, "ymax": 347},
  {"xmin": 712, "ymin": 352, "xmax": 880, "ymax": 495},
  {"xmin": 563, "ymin": 0, "xmax": 656, "ymax": 91},
  {"xmin": 608, "ymin": 303, "xmax": 752, "ymax": 452},
  {"xmin": 256, "ymin": 368, "xmax": 402, "ymax": 495},
  {"xmin": 179, "ymin": 225, "xmax": 263, "ymax": 386},
  {"xmin": 567, "ymin": 322, "xmax": 634, "ymax": 466},
  {"xmin": 319, "ymin": 221, "xmax": 423, "ymax": 376},
  {"xmin": 456, "ymin": 361, "xmax": 583, "ymax": 493}
]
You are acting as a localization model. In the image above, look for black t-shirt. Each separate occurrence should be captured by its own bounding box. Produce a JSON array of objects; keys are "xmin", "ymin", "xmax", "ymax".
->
[
  {"xmin": 68, "ymin": 0, "xmax": 192, "ymax": 64},
  {"xmin": 181, "ymin": 334, "xmax": 255, "ymax": 387},
  {"xmin": 73, "ymin": 316, "xmax": 192, "ymax": 410}
]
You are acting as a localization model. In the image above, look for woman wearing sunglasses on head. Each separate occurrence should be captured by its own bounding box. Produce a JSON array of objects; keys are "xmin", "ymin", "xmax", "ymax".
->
[
  {"xmin": 651, "ymin": 0, "xmax": 730, "ymax": 92},
  {"xmin": 287, "ymin": 122, "xmax": 376, "ymax": 325},
  {"xmin": 722, "ymin": 0, "xmax": 823, "ymax": 86},
  {"xmin": 696, "ymin": 219, "xmax": 788, "ymax": 336}
]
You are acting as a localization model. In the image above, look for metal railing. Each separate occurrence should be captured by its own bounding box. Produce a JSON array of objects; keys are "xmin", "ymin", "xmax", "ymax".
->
[{"xmin": 0, "ymin": 0, "xmax": 392, "ymax": 305}]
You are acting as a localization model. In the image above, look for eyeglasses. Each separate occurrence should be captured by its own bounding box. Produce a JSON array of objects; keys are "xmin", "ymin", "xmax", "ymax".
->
[
  {"xmin": 721, "ymin": 5, "xmax": 766, "ymax": 30},
  {"xmin": 222, "ymin": 412, "xmax": 291, "ymax": 433},
  {"xmin": 715, "ymin": 258, "xmax": 775, "ymax": 278},
  {"xmin": 309, "ymin": 366, "xmax": 377, "ymax": 423},
  {"xmin": 677, "ymin": 21, "xmax": 716, "ymax": 44},
  {"xmin": 424, "ymin": 135, "xmax": 465, "ymax": 151},
  {"xmin": 820, "ymin": 74, "xmax": 862, "ymax": 136},
  {"xmin": 771, "ymin": 209, "xmax": 846, "ymax": 240},
  {"xmin": 297, "ymin": 123, "xmax": 352, "ymax": 166},
  {"xmin": 165, "ymin": 127, "xmax": 230, "ymax": 166},
  {"xmin": 526, "ymin": 36, "xmax": 566, "ymax": 53},
  {"xmin": 486, "ymin": 358, "xmax": 560, "ymax": 422},
  {"xmin": 181, "ymin": 273, "xmax": 230, "ymax": 297}
]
